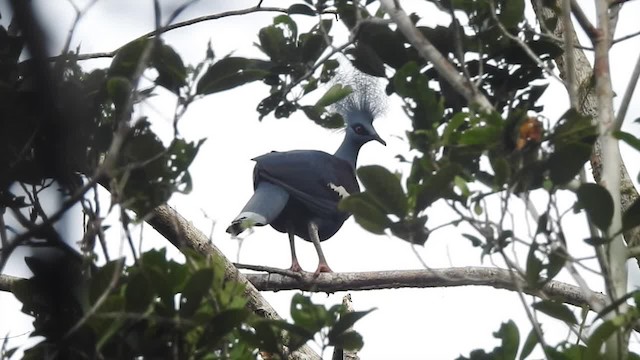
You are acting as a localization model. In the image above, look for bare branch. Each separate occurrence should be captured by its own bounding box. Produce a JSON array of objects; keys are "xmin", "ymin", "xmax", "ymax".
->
[
  {"xmin": 614, "ymin": 50, "xmax": 640, "ymax": 130},
  {"xmin": 0, "ymin": 267, "xmax": 608, "ymax": 313}
]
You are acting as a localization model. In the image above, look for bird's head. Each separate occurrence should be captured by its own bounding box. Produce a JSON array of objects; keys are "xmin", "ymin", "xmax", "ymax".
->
[
  {"xmin": 344, "ymin": 109, "xmax": 386, "ymax": 146},
  {"xmin": 332, "ymin": 68, "xmax": 387, "ymax": 147}
]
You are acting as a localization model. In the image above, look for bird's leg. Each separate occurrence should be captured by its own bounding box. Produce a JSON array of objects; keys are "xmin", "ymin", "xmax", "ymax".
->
[
  {"xmin": 308, "ymin": 221, "xmax": 332, "ymax": 275},
  {"xmin": 287, "ymin": 223, "xmax": 302, "ymax": 272},
  {"xmin": 288, "ymin": 231, "xmax": 303, "ymax": 272}
]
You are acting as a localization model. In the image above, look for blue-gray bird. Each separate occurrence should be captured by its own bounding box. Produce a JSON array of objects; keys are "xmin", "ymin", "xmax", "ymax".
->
[{"xmin": 226, "ymin": 75, "xmax": 385, "ymax": 274}]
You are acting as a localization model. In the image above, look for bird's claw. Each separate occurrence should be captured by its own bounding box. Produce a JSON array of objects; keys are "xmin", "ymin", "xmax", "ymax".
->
[
  {"xmin": 313, "ymin": 263, "xmax": 333, "ymax": 277},
  {"xmin": 288, "ymin": 261, "xmax": 303, "ymax": 272}
]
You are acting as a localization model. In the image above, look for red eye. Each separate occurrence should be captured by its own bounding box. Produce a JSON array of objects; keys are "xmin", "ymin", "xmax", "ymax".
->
[{"xmin": 353, "ymin": 125, "xmax": 366, "ymax": 135}]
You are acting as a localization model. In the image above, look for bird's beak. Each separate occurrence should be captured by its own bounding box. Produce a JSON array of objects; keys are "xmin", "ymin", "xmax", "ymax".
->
[{"xmin": 373, "ymin": 131, "xmax": 386, "ymax": 146}]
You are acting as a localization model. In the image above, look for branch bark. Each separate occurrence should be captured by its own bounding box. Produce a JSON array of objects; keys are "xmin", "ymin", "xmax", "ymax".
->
[
  {"xmin": 146, "ymin": 205, "xmax": 321, "ymax": 360},
  {"xmin": 1, "ymin": 266, "xmax": 608, "ymax": 312},
  {"xmin": 531, "ymin": 1, "xmax": 640, "ymax": 266}
]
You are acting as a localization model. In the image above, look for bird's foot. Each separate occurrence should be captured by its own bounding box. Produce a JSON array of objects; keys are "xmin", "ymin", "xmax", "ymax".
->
[
  {"xmin": 288, "ymin": 261, "xmax": 303, "ymax": 273},
  {"xmin": 313, "ymin": 263, "xmax": 333, "ymax": 277}
]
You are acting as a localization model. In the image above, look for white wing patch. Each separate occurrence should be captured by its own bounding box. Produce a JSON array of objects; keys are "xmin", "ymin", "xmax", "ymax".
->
[{"xmin": 328, "ymin": 182, "xmax": 350, "ymax": 199}]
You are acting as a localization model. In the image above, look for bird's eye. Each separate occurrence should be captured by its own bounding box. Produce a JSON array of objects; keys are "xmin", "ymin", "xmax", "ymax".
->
[{"xmin": 353, "ymin": 124, "xmax": 366, "ymax": 135}]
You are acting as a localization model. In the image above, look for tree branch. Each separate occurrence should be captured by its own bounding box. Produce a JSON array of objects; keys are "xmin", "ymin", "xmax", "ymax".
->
[
  {"xmin": 0, "ymin": 266, "xmax": 608, "ymax": 314},
  {"xmin": 379, "ymin": 0, "xmax": 494, "ymax": 113},
  {"xmin": 531, "ymin": 1, "xmax": 640, "ymax": 267},
  {"xmin": 55, "ymin": 5, "xmax": 297, "ymax": 61},
  {"xmin": 145, "ymin": 205, "xmax": 321, "ymax": 360},
  {"xmin": 242, "ymin": 267, "xmax": 607, "ymax": 310}
]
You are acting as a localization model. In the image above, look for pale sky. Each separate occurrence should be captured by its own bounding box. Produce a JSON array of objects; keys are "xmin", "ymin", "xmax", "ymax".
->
[{"xmin": 1, "ymin": 0, "xmax": 640, "ymax": 359}]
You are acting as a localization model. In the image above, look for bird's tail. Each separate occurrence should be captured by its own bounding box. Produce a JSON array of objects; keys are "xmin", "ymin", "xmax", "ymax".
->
[{"xmin": 226, "ymin": 181, "xmax": 289, "ymax": 236}]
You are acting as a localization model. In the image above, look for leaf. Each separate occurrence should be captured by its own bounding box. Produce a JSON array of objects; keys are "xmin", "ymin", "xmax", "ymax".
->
[
  {"xmin": 199, "ymin": 308, "xmax": 250, "ymax": 348},
  {"xmin": 300, "ymin": 33, "xmax": 327, "ymax": 63},
  {"xmin": 125, "ymin": 271, "xmax": 155, "ymax": 312},
  {"xmin": 547, "ymin": 142, "xmax": 592, "ymax": 184},
  {"xmin": 525, "ymin": 242, "xmax": 542, "ymax": 287},
  {"xmin": 329, "ymin": 330, "xmax": 364, "ymax": 351},
  {"xmin": 287, "ymin": 3, "xmax": 316, "ymax": 16},
  {"xmin": 315, "ymin": 83, "xmax": 353, "ymax": 107},
  {"xmin": 109, "ymin": 38, "xmax": 151, "ymax": 79},
  {"xmin": 106, "ymin": 76, "xmax": 132, "ymax": 112},
  {"xmin": 389, "ymin": 216, "xmax": 430, "ymax": 245},
  {"xmin": 493, "ymin": 320, "xmax": 519, "ymax": 360},
  {"xmin": 614, "ymin": 130, "xmax": 640, "ymax": 152},
  {"xmin": 196, "ymin": 57, "xmax": 270, "ymax": 95},
  {"xmin": 290, "ymin": 294, "xmax": 329, "ymax": 333},
  {"xmin": 328, "ymin": 309, "xmax": 375, "ymax": 341},
  {"xmin": 576, "ymin": 183, "xmax": 614, "ymax": 231},
  {"xmin": 622, "ymin": 198, "xmax": 640, "ymax": 232},
  {"xmin": 179, "ymin": 268, "xmax": 214, "ymax": 317},
  {"xmin": 519, "ymin": 328, "xmax": 539, "ymax": 360},
  {"xmin": 585, "ymin": 319, "xmax": 620, "ymax": 360},
  {"xmin": 415, "ymin": 164, "xmax": 461, "ymax": 211},
  {"xmin": 357, "ymin": 165, "xmax": 407, "ymax": 217},
  {"xmin": 532, "ymin": 300, "xmax": 577, "ymax": 324},
  {"xmin": 339, "ymin": 193, "xmax": 391, "ymax": 234},
  {"xmin": 459, "ymin": 125, "xmax": 501, "ymax": 146},
  {"xmin": 152, "ymin": 42, "xmax": 186, "ymax": 93},
  {"xmin": 499, "ymin": 0, "xmax": 525, "ymax": 28}
]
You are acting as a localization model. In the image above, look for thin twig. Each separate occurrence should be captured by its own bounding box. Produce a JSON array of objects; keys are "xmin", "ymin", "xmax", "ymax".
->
[{"xmin": 613, "ymin": 49, "xmax": 640, "ymax": 130}]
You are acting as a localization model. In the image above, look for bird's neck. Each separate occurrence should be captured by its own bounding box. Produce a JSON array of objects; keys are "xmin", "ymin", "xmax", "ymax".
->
[{"xmin": 334, "ymin": 135, "xmax": 361, "ymax": 168}]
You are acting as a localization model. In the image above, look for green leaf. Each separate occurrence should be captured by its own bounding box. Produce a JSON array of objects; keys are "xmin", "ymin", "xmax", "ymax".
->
[
  {"xmin": 584, "ymin": 236, "xmax": 609, "ymax": 246},
  {"xmin": 106, "ymin": 76, "xmax": 132, "ymax": 112},
  {"xmin": 576, "ymin": 183, "xmax": 614, "ymax": 231},
  {"xmin": 196, "ymin": 57, "xmax": 270, "ymax": 95},
  {"xmin": 152, "ymin": 42, "xmax": 186, "ymax": 93},
  {"xmin": 125, "ymin": 271, "xmax": 155, "ymax": 312},
  {"xmin": 109, "ymin": 38, "xmax": 151, "ymax": 79},
  {"xmin": 389, "ymin": 216, "xmax": 429, "ymax": 245},
  {"xmin": 622, "ymin": 198, "xmax": 640, "ymax": 232},
  {"xmin": 315, "ymin": 83, "xmax": 353, "ymax": 107},
  {"xmin": 526, "ymin": 242, "xmax": 542, "ymax": 287},
  {"xmin": 547, "ymin": 142, "xmax": 592, "ymax": 184},
  {"xmin": 90, "ymin": 258, "xmax": 125, "ymax": 304},
  {"xmin": 300, "ymin": 33, "xmax": 327, "ymax": 64},
  {"xmin": 459, "ymin": 125, "xmax": 501, "ymax": 146},
  {"xmin": 494, "ymin": 320, "xmax": 519, "ymax": 360},
  {"xmin": 546, "ymin": 248, "xmax": 565, "ymax": 282},
  {"xmin": 199, "ymin": 308, "xmax": 250, "ymax": 348},
  {"xmin": 287, "ymin": 3, "xmax": 316, "ymax": 16},
  {"xmin": 585, "ymin": 319, "xmax": 621, "ymax": 360},
  {"xmin": 532, "ymin": 300, "xmax": 577, "ymax": 324},
  {"xmin": 329, "ymin": 330, "xmax": 364, "ymax": 351},
  {"xmin": 415, "ymin": 164, "xmax": 461, "ymax": 211},
  {"xmin": 290, "ymin": 294, "xmax": 329, "ymax": 333},
  {"xmin": 339, "ymin": 193, "xmax": 391, "ymax": 234},
  {"xmin": 357, "ymin": 165, "xmax": 407, "ymax": 217},
  {"xmin": 179, "ymin": 268, "xmax": 214, "ymax": 317},
  {"xmin": 519, "ymin": 328, "xmax": 539, "ymax": 360},
  {"xmin": 328, "ymin": 309, "xmax": 375, "ymax": 341},
  {"xmin": 499, "ymin": 0, "xmax": 525, "ymax": 28},
  {"xmin": 614, "ymin": 130, "xmax": 640, "ymax": 152}
]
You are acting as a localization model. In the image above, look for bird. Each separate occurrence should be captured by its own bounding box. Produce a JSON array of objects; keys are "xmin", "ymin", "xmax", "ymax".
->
[{"xmin": 226, "ymin": 73, "xmax": 386, "ymax": 274}]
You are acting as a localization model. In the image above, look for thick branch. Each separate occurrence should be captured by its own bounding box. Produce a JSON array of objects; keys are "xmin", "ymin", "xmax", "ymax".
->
[
  {"xmin": 0, "ymin": 267, "xmax": 607, "ymax": 313},
  {"xmin": 146, "ymin": 205, "xmax": 320, "ymax": 360},
  {"xmin": 243, "ymin": 267, "xmax": 607, "ymax": 310},
  {"xmin": 532, "ymin": 1, "xmax": 640, "ymax": 264}
]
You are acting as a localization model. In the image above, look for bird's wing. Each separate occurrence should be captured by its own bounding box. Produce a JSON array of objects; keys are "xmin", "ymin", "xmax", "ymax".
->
[{"xmin": 252, "ymin": 150, "xmax": 359, "ymax": 217}]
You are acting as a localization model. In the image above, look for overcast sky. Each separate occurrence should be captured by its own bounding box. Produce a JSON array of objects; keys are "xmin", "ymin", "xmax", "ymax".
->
[{"xmin": 1, "ymin": 0, "xmax": 640, "ymax": 358}]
